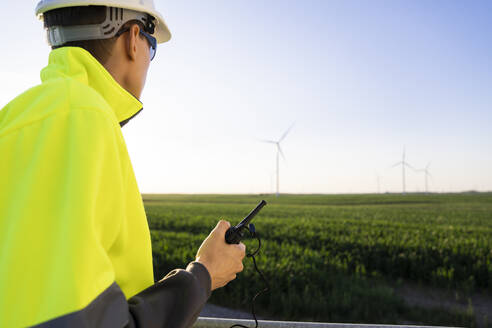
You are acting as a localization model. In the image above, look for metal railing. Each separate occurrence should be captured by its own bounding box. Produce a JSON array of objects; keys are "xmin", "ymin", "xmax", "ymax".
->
[{"xmin": 193, "ymin": 317, "xmax": 458, "ymax": 328}]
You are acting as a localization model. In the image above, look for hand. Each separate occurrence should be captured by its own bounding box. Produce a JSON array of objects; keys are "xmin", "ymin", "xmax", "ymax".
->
[{"xmin": 195, "ymin": 220, "xmax": 246, "ymax": 290}]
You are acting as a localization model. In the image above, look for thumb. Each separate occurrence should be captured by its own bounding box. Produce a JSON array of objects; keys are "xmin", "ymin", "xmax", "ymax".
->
[{"xmin": 214, "ymin": 220, "xmax": 231, "ymax": 235}]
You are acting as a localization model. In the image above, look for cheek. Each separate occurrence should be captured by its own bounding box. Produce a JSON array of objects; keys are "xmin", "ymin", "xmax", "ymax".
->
[
  {"xmin": 139, "ymin": 55, "xmax": 150, "ymax": 86},
  {"xmin": 139, "ymin": 42, "xmax": 151, "ymax": 83},
  {"xmin": 128, "ymin": 50, "xmax": 150, "ymax": 98},
  {"xmin": 133, "ymin": 46, "xmax": 150, "ymax": 93}
]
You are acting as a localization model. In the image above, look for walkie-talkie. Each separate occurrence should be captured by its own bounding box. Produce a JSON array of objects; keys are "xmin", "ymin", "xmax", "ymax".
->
[
  {"xmin": 225, "ymin": 200, "xmax": 269, "ymax": 328},
  {"xmin": 225, "ymin": 200, "xmax": 267, "ymax": 244}
]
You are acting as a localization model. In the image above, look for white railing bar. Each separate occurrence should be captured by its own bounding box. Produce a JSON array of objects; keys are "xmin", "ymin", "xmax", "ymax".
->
[{"xmin": 193, "ymin": 317, "xmax": 460, "ymax": 328}]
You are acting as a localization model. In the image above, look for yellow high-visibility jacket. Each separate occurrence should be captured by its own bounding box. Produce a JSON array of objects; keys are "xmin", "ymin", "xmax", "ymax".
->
[{"xmin": 0, "ymin": 47, "xmax": 211, "ymax": 328}]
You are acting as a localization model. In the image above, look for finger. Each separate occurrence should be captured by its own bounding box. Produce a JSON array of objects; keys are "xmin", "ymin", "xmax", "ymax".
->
[
  {"xmin": 236, "ymin": 242, "xmax": 246, "ymax": 252},
  {"xmin": 236, "ymin": 243, "xmax": 246, "ymax": 258}
]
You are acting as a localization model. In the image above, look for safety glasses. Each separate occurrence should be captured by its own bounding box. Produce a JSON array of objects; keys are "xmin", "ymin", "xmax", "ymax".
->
[
  {"xmin": 116, "ymin": 27, "xmax": 157, "ymax": 61},
  {"xmin": 139, "ymin": 29, "xmax": 157, "ymax": 61}
]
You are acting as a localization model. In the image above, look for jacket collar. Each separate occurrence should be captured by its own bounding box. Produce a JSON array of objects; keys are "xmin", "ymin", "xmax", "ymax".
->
[{"xmin": 40, "ymin": 47, "xmax": 143, "ymax": 127}]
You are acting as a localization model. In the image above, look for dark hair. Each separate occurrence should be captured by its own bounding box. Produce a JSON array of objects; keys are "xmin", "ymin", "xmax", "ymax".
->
[{"xmin": 43, "ymin": 5, "xmax": 143, "ymax": 65}]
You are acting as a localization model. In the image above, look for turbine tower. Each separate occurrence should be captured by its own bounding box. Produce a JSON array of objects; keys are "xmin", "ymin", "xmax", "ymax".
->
[
  {"xmin": 391, "ymin": 147, "xmax": 414, "ymax": 194},
  {"xmin": 375, "ymin": 171, "xmax": 382, "ymax": 194},
  {"xmin": 261, "ymin": 123, "xmax": 294, "ymax": 197},
  {"xmin": 417, "ymin": 162, "xmax": 432, "ymax": 194}
]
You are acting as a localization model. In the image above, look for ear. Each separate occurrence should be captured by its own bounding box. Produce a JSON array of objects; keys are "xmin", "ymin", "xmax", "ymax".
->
[{"xmin": 125, "ymin": 24, "xmax": 140, "ymax": 61}]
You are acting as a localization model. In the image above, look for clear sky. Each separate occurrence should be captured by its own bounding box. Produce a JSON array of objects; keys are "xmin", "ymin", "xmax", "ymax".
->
[{"xmin": 1, "ymin": 1, "xmax": 491, "ymax": 194}]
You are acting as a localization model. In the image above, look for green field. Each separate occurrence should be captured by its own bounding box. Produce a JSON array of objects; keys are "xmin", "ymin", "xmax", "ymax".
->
[{"xmin": 143, "ymin": 193, "xmax": 492, "ymax": 327}]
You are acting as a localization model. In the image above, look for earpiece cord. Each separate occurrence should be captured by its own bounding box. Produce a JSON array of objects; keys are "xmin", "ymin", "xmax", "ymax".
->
[{"xmin": 229, "ymin": 232, "xmax": 269, "ymax": 328}]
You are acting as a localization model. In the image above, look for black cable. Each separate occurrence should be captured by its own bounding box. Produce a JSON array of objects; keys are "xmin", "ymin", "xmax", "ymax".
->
[{"xmin": 230, "ymin": 229, "xmax": 269, "ymax": 328}]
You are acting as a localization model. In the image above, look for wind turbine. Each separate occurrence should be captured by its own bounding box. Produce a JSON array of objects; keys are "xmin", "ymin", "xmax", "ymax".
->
[
  {"xmin": 391, "ymin": 147, "xmax": 414, "ymax": 194},
  {"xmin": 260, "ymin": 123, "xmax": 295, "ymax": 197},
  {"xmin": 416, "ymin": 162, "xmax": 432, "ymax": 194},
  {"xmin": 375, "ymin": 171, "xmax": 382, "ymax": 194}
]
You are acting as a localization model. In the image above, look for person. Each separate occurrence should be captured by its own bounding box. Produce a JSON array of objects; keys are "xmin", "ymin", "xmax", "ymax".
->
[{"xmin": 0, "ymin": 1, "xmax": 246, "ymax": 327}]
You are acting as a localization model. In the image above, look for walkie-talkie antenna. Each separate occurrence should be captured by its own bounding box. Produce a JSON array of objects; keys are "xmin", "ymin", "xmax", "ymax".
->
[{"xmin": 225, "ymin": 200, "xmax": 267, "ymax": 244}]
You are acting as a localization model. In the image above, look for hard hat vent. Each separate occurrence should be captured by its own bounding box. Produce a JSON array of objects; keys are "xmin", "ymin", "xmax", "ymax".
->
[{"xmin": 44, "ymin": 6, "xmax": 151, "ymax": 47}]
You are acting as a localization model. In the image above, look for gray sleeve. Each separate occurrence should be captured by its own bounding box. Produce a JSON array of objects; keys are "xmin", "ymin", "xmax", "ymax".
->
[{"xmin": 125, "ymin": 261, "xmax": 212, "ymax": 328}]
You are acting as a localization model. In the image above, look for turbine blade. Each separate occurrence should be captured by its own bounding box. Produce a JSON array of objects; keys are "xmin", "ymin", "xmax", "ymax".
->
[
  {"xmin": 279, "ymin": 122, "xmax": 295, "ymax": 143},
  {"xmin": 404, "ymin": 162, "xmax": 415, "ymax": 170},
  {"xmin": 259, "ymin": 139, "xmax": 277, "ymax": 144},
  {"xmin": 278, "ymin": 145, "xmax": 286, "ymax": 161},
  {"xmin": 391, "ymin": 162, "xmax": 402, "ymax": 168}
]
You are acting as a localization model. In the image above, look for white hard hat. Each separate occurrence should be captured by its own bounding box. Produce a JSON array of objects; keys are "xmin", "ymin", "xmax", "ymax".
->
[{"xmin": 35, "ymin": 0, "xmax": 171, "ymax": 44}]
